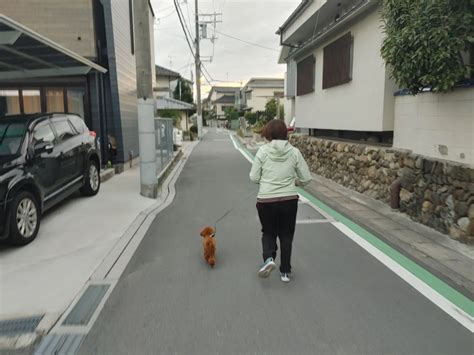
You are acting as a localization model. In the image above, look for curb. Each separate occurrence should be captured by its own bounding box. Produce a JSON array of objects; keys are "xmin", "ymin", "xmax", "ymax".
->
[
  {"xmin": 28, "ymin": 141, "xmax": 199, "ymax": 354},
  {"xmin": 0, "ymin": 143, "xmax": 198, "ymax": 351},
  {"xmin": 100, "ymin": 168, "xmax": 115, "ymax": 184},
  {"xmin": 232, "ymin": 133, "xmax": 474, "ymax": 324}
]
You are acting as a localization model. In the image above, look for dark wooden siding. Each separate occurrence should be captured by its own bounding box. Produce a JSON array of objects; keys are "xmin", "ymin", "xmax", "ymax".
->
[
  {"xmin": 102, "ymin": 0, "xmax": 139, "ymax": 164},
  {"xmin": 323, "ymin": 32, "xmax": 353, "ymax": 89},
  {"xmin": 297, "ymin": 55, "xmax": 315, "ymax": 96}
]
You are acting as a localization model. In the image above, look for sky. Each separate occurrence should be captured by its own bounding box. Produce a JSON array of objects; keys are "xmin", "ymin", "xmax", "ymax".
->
[{"xmin": 150, "ymin": 0, "xmax": 301, "ymax": 96}]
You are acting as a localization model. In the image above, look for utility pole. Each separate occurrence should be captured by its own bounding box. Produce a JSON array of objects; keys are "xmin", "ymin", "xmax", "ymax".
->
[
  {"xmin": 194, "ymin": 0, "xmax": 203, "ymax": 139},
  {"xmin": 134, "ymin": 0, "xmax": 157, "ymax": 198}
]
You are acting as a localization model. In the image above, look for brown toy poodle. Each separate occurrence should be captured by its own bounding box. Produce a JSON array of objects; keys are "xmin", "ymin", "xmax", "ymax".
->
[{"xmin": 200, "ymin": 226, "xmax": 216, "ymax": 268}]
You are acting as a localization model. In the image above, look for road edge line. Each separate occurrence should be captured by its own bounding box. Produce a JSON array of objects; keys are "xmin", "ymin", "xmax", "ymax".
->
[{"xmin": 230, "ymin": 133, "xmax": 474, "ymax": 329}]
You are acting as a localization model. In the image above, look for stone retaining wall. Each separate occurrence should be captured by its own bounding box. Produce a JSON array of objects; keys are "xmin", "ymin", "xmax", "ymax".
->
[{"xmin": 290, "ymin": 135, "xmax": 474, "ymax": 243}]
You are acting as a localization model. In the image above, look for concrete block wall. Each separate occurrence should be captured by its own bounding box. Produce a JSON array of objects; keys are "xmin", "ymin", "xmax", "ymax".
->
[{"xmin": 393, "ymin": 88, "xmax": 473, "ymax": 166}]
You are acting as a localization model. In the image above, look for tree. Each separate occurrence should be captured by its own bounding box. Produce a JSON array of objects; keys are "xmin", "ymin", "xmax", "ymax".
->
[
  {"xmin": 380, "ymin": 0, "xmax": 473, "ymax": 95},
  {"xmin": 224, "ymin": 107, "xmax": 239, "ymax": 121},
  {"xmin": 263, "ymin": 99, "xmax": 277, "ymax": 123},
  {"xmin": 244, "ymin": 111, "xmax": 258, "ymax": 125},
  {"xmin": 157, "ymin": 109, "xmax": 181, "ymax": 128},
  {"xmin": 173, "ymin": 78, "xmax": 194, "ymax": 104}
]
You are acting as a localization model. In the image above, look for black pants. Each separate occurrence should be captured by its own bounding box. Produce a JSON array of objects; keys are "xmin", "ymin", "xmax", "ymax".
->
[{"xmin": 256, "ymin": 199, "xmax": 298, "ymax": 273}]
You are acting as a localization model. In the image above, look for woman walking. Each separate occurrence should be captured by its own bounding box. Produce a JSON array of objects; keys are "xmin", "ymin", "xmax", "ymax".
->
[{"xmin": 249, "ymin": 119, "xmax": 311, "ymax": 282}]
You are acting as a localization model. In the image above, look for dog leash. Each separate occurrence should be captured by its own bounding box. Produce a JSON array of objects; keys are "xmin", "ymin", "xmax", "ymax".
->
[{"xmin": 213, "ymin": 189, "xmax": 257, "ymax": 233}]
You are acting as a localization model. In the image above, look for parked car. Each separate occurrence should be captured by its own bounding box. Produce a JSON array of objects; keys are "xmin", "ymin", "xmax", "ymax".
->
[
  {"xmin": 287, "ymin": 117, "xmax": 296, "ymax": 133},
  {"xmin": 0, "ymin": 113, "xmax": 101, "ymax": 246}
]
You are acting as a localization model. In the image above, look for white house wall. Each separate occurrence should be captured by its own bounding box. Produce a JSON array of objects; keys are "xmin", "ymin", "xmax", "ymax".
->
[
  {"xmin": 282, "ymin": 0, "xmax": 327, "ymax": 44},
  {"xmin": 393, "ymin": 89, "xmax": 474, "ymax": 166},
  {"xmin": 247, "ymin": 87, "xmax": 283, "ymax": 112},
  {"xmin": 295, "ymin": 10, "xmax": 394, "ymax": 132}
]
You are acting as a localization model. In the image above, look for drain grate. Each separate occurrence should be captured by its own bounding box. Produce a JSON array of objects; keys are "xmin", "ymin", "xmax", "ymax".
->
[
  {"xmin": 0, "ymin": 315, "xmax": 43, "ymax": 336},
  {"xmin": 34, "ymin": 333, "xmax": 85, "ymax": 355},
  {"xmin": 62, "ymin": 284, "xmax": 109, "ymax": 326}
]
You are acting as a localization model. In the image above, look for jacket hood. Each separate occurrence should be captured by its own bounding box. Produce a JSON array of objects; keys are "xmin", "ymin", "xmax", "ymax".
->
[{"xmin": 264, "ymin": 140, "xmax": 293, "ymax": 162}]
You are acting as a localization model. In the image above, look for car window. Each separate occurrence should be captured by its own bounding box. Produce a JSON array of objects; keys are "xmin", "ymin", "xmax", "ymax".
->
[
  {"xmin": 0, "ymin": 122, "xmax": 26, "ymax": 156},
  {"xmin": 68, "ymin": 115, "xmax": 86, "ymax": 134},
  {"xmin": 33, "ymin": 123, "xmax": 55, "ymax": 145},
  {"xmin": 53, "ymin": 119, "xmax": 77, "ymax": 142}
]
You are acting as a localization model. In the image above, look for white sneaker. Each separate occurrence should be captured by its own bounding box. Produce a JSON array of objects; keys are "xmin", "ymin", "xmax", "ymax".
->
[
  {"xmin": 258, "ymin": 258, "xmax": 276, "ymax": 278},
  {"xmin": 280, "ymin": 273, "xmax": 291, "ymax": 283}
]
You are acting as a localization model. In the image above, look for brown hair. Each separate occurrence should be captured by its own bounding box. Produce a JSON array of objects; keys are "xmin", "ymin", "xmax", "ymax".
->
[{"xmin": 262, "ymin": 119, "xmax": 288, "ymax": 141}]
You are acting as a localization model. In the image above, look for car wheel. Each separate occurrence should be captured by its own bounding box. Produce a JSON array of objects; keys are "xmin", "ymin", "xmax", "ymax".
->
[
  {"xmin": 8, "ymin": 191, "xmax": 41, "ymax": 246},
  {"xmin": 80, "ymin": 159, "xmax": 100, "ymax": 196}
]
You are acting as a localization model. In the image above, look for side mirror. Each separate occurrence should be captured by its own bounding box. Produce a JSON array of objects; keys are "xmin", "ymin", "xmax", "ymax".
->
[{"xmin": 34, "ymin": 142, "xmax": 54, "ymax": 156}]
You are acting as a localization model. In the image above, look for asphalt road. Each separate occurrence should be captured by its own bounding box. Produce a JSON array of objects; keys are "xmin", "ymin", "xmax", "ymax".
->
[{"xmin": 78, "ymin": 129, "xmax": 472, "ymax": 355}]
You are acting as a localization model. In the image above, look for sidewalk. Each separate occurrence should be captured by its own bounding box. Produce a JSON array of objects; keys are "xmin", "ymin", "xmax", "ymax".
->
[
  {"xmin": 240, "ymin": 136, "xmax": 474, "ymax": 299},
  {"xmin": 0, "ymin": 145, "xmax": 190, "ymax": 350}
]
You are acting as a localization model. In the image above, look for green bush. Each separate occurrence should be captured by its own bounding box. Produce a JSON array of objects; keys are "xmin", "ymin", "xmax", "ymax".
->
[
  {"xmin": 157, "ymin": 109, "xmax": 182, "ymax": 128},
  {"xmin": 244, "ymin": 111, "xmax": 258, "ymax": 125},
  {"xmin": 380, "ymin": 0, "xmax": 473, "ymax": 94},
  {"xmin": 190, "ymin": 125, "xmax": 198, "ymax": 134}
]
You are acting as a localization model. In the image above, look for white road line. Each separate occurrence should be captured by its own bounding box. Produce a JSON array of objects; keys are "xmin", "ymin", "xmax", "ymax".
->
[
  {"xmin": 229, "ymin": 134, "xmax": 253, "ymax": 164},
  {"xmin": 332, "ymin": 221, "xmax": 474, "ymax": 332},
  {"xmin": 230, "ymin": 134, "xmax": 474, "ymax": 333}
]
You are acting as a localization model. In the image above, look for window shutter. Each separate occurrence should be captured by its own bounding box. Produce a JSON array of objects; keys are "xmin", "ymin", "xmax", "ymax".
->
[
  {"xmin": 323, "ymin": 32, "xmax": 353, "ymax": 89},
  {"xmin": 297, "ymin": 55, "xmax": 315, "ymax": 96}
]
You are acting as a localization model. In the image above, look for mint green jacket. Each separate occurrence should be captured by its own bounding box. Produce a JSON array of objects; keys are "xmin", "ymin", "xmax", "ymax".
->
[{"xmin": 249, "ymin": 140, "xmax": 312, "ymax": 199}]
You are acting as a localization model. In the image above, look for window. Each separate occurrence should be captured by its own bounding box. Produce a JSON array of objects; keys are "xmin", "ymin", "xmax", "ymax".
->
[
  {"xmin": 323, "ymin": 32, "xmax": 353, "ymax": 89},
  {"xmin": 67, "ymin": 89, "xmax": 85, "ymax": 118},
  {"xmin": 33, "ymin": 122, "xmax": 56, "ymax": 145},
  {"xmin": 297, "ymin": 55, "xmax": 315, "ymax": 96},
  {"xmin": 46, "ymin": 89, "xmax": 65, "ymax": 112},
  {"xmin": 22, "ymin": 90, "xmax": 41, "ymax": 114},
  {"xmin": 68, "ymin": 115, "xmax": 86, "ymax": 134},
  {"xmin": 0, "ymin": 90, "xmax": 20, "ymax": 116},
  {"xmin": 0, "ymin": 122, "xmax": 26, "ymax": 156},
  {"xmin": 129, "ymin": 0, "xmax": 135, "ymax": 55},
  {"xmin": 53, "ymin": 119, "xmax": 77, "ymax": 142}
]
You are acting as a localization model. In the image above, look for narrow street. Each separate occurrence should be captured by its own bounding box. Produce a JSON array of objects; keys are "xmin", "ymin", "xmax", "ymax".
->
[{"xmin": 77, "ymin": 129, "xmax": 472, "ymax": 355}]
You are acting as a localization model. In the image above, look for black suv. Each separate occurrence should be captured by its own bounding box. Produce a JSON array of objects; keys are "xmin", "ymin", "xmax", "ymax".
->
[{"xmin": 0, "ymin": 113, "xmax": 101, "ymax": 246}]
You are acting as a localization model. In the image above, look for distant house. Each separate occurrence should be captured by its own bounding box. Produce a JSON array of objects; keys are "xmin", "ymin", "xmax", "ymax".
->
[
  {"xmin": 154, "ymin": 65, "xmax": 181, "ymax": 99},
  {"xmin": 277, "ymin": 0, "xmax": 473, "ymax": 165},
  {"xmin": 156, "ymin": 96, "xmax": 195, "ymax": 132},
  {"xmin": 207, "ymin": 86, "xmax": 240, "ymax": 120},
  {"xmin": 153, "ymin": 65, "xmax": 195, "ymax": 131},
  {"xmin": 237, "ymin": 78, "xmax": 284, "ymax": 113}
]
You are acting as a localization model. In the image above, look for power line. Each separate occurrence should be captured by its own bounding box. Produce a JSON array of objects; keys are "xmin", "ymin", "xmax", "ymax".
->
[
  {"xmin": 174, "ymin": 0, "xmax": 195, "ymax": 58},
  {"xmin": 214, "ymin": 30, "xmax": 279, "ymax": 52},
  {"xmin": 185, "ymin": 0, "xmax": 194, "ymax": 38}
]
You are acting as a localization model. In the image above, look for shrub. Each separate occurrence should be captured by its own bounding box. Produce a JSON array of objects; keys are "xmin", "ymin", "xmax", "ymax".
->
[
  {"xmin": 244, "ymin": 111, "xmax": 258, "ymax": 125},
  {"xmin": 380, "ymin": 0, "xmax": 473, "ymax": 94}
]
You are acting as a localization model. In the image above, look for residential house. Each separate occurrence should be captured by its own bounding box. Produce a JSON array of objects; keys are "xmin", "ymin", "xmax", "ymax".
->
[
  {"xmin": 153, "ymin": 65, "xmax": 195, "ymax": 131},
  {"xmin": 278, "ymin": 0, "xmax": 473, "ymax": 165},
  {"xmin": 155, "ymin": 96, "xmax": 195, "ymax": 132},
  {"xmin": 0, "ymin": 0, "xmax": 156, "ymax": 170},
  {"xmin": 207, "ymin": 86, "xmax": 240, "ymax": 120},
  {"xmin": 237, "ymin": 78, "xmax": 284, "ymax": 113},
  {"xmin": 154, "ymin": 65, "xmax": 180, "ymax": 99}
]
